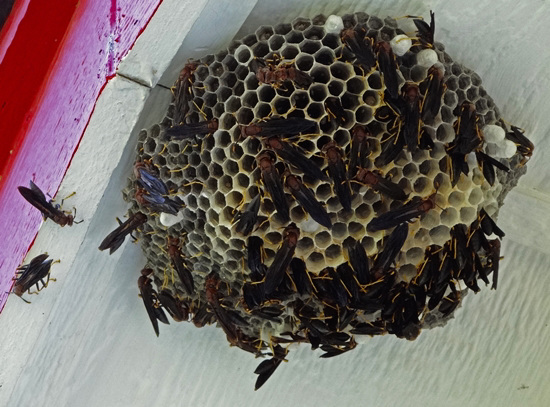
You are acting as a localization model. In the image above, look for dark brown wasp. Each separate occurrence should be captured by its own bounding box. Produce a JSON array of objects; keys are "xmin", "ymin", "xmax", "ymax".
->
[
  {"xmin": 475, "ymin": 151, "xmax": 510, "ymax": 186},
  {"xmin": 382, "ymin": 282, "xmax": 422, "ymax": 340},
  {"xmin": 13, "ymin": 253, "xmax": 58, "ymax": 303},
  {"xmin": 164, "ymin": 118, "xmax": 218, "ymax": 140},
  {"xmin": 336, "ymin": 263, "xmax": 361, "ymax": 301},
  {"xmin": 98, "ymin": 211, "xmax": 147, "ymax": 254},
  {"xmin": 350, "ymin": 320, "xmax": 387, "ymax": 336},
  {"xmin": 478, "ymin": 208, "xmax": 505, "ymax": 239},
  {"xmin": 348, "ymin": 125, "xmax": 371, "ymax": 178},
  {"xmin": 324, "ymin": 97, "xmax": 348, "ymax": 127},
  {"xmin": 256, "ymin": 151, "xmax": 290, "ymax": 222},
  {"xmin": 157, "ymin": 289, "xmax": 189, "ymax": 322},
  {"xmin": 241, "ymin": 117, "xmax": 317, "ymax": 139},
  {"xmin": 205, "ymin": 274, "xmax": 261, "ymax": 355},
  {"xmin": 420, "ymin": 66, "xmax": 446, "ymax": 123},
  {"xmin": 438, "ymin": 283, "xmax": 461, "ymax": 317},
  {"xmin": 322, "ymin": 141, "xmax": 352, "ymax": 212},
  {"xmin": 247, "ymin": 235, "xmax": 267, "ymax": 281},
  {"xmin": 355, "ymin": 168, "xmax": 408, "ymax": 201},
  {"xmin": 253, "ymin": 344, "xmax": 288, "ymax": 390},
  {"xmin": 284, "ymin": 173, "xmax": 332, "ymax": 229},
  {"xmin": 400, "ymin": 83, "xmax": 422, "ymax": 150},
  {"xmin": 266, "ymin": 137, "xmax": 326, "ymax": 182},
  {"xmin": 412, "ymin": 245, "xmax": 442, "ymax": 288},
  {"xmin": 167, "ymin": 236, "xmax": 195, "ymax": 295},
  {"xmin": 372, "ymin": 223, "xmax": 409, "ymax": 274},
  {"xmin": 138, "ymin": 269, "xmax": 169, "ymax": 337},
  {"xmin": 446, "ymin": 102, "xmax": 483, "ymax": 185},
  {"xmin": 376, "ymin": 41, "xmax": 400, "ymax": 100},
  {"xmin": 502, "ymin": 123, "xmax": 533, "ymax": 165},
  {"xmin": 345, "ymin": 239, "xmax": 370, "ymax": 285},
  {"xmin": 233, "ymin": 194, "xmax": 261, "ymax": 236},
  {"xmin": 319, "ymin": 335, "xmax": 357, "ymax": 358},
  {"xmin": 250, "ymin": 57, "xmax": 313, "ymax": 88},
  {"xmin": 172, "ymin": 60, "xmax": 199, "ymax": 124},
  {"xmin": 289, "ymin": 258, "xmax": 313, "ymax": 295},
  {"xmin": 264, "ymin": 224, "xmax": 300, "ymax": 295},
  {"xmin": 377, "ymin": 130, "xmax": 406, "ymax": 166},
  {"xmin": 18, "ymin": 181, "xmax": 80, "ymax": 227},
  {"xmin": 367, "ymin": 190, "xmax": 438, "ymax": 232},
  {"xmin": 340, "ymin": 27, "xmax": 376, "ymax": 73},
  {"xmin": 412, "ymin": 11, "xmax": 435, "ymax": 47},
  {"xmin": 486, "ymin": 239, "xmax": 501, "ymax": 290}
]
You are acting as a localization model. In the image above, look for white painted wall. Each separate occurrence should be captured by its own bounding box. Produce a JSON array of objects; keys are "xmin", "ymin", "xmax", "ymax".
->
[{"xmin": 1, "ymin": 1, "xmax": 549, "ymax": 406}]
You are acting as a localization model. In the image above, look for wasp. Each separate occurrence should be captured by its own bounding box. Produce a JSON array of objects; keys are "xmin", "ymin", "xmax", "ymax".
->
[
  {"xmin": 348, "ymin": 125, "xmax": 371, "ymax": 178},
  {"xmin": 205, "ymin": 274, "xmax": 261, "ymax": 355},
  {"xmin": 475, "ymin": 151, "xmax": 510, "ymax": 186},
  {"xmin": 172, "ymin": 60, "xmax": 199, "ymax": 124},
  {"xmin": 340, "ymin": 27, "xmax": 376, "ymax": 73},
  {"xmin": 439, "ymin": 286, "xmax": 461, "ymax": 317},
  {"xmin": 382, "ymin": 282, "xmax": 422, "ymax": 340},
  {"xmin": 448, "ymin": 102, "xmax": 483, "ymax": 155},
  {"xmin": 478, "ymin": 208, "xmax": 505, "ymax": 239},
  {"xmin": 377, "ymin": 130, "xmax": 406, "ymax": 166},
  {"xmin": 98, "ymin": 212, "xmax": 147, "ymax": 254},
  {"xmin": 412, "ymin": 245, "xmax": 442, "ymax": 288},
  {"xmin": 164, "ymin": 119, "xmax": 218, "ymax": 140},
  {"xmin": 376, "ymin": 41, "xmax": 400, "ymax": 100},
  {"xmin": 13, "ymin": 253, "xmax": 57, "ymax": 302},
  {"xmin": 243, "ymin": 281, "xmax": 266, "ymax": 309},
  {"xmin": 345, "ymin": 239, "xmax": 370, "ymax": 285},
  {"xmin": 400, "ymin": 83, "xmax": 422, "ymax": 150},
  {"xmin": 233, "ymin": 194, "xmax": 261, "ymax": 236},
  {"xmin": 134, "ymin": 161, "xmax": 182, "ymax": 215},
  {"xmin": 18, "ymin": 181, "xmax": 80, "ymax": 227},
  {"xmin": 240, "ymin": 117, "xmax": 317, "ymax": 139},
  {"xmin": 138, "ymin": 269, "xmax": 168, "ymax": 337},
  {"xmin": 324, "ymin": 97, "xmax": 348, "ymax": 127},
  {"xmin": 367, "ymin": 190, "xmax": 438, "ymax": 232},
  {"xmin": 167, "ymin": 237, "xmax": 195, "ymax": 295},
  {"xmin": 322, "ymin": 141, "xmax": 352, "ymax": 212},
  {"xmin": 289, "ymin": 258, "xmax": 313, "ymax": 295},
  {"xmin": 256, "ymin": 151, "xmax": 290, "ymax": 222},
  {"xmin": 373, "ymin": 223, "xmax": 409, "ymax": 274},
  {"xmin": 503, "ymin": 123, "xmax": 534, "ymax": 165},
  {"xmin": 319, "ymin": 335, "xmax": 357, "ymax": 358},
  {"xmin": 486, "ymin": 239, "xmax": 501, "ymax": 290},
  {"xmin": 413, "ymin": 11, "xmax": 435, "ymax": 47},
  {"xmin": 250, "ymin": 57, "xmax": 313, "ymax": 88},
  {"xmin": 355, "ymin": 168, "xmax": 408, "ymax": 201},
  {"xmin": 336, "ymin": 263, "xmax": 360, "ymax": 301},
  {"xmin": 266, "ymin": 137, "xmax": 326, "ymax": 182},
  {"xmin": 157, "ymin": 289, "xmax": 188, "ymax": 322},
  {"xmin": 253, "ymin": 344, "xmax": 287, "ymax": 390},
  {"xmin": 349, "ymin": 320, "xmax": 387, "ymax": 336},
  {"xmin": 247, "ymin": 235, "xmax": 267, "ymax": 281},
  {"xmin": 284, "ymin": 173, "xmax": 332, "ymax": 229},
  {"xmin": 264, "ymin": 224, "xmax": 300, "ymax": 295},
  {"xmin": 420, "ymin": 66, "xmax": 446, "ymax": 123},
  {"xmin": 135, "ymin": 187, "xmax": 182, "ymax": 215}
]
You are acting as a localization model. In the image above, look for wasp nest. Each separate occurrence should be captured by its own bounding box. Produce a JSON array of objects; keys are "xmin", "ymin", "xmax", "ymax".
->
[{"xmin": 122, "ymin": 12, "xmax": 532, "ymax": 388}]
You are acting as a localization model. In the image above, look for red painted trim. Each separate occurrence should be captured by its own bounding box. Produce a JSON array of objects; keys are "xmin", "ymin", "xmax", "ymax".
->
[{"xmin": 0, "ymin": 0, "xmax": 163, "ymax": 313}]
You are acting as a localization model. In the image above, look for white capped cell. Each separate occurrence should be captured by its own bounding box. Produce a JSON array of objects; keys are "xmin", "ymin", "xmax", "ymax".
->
[
  {"xmin": 498, "ymin": 139, "xmax": 517, "ymax": 158},
  {"xmin": 324, "ymin": 15, "xmax": 344, "ymax": 34},
  {"xmin": 416, "ymin": 49, "xmax": 438, "ymax": 67},
  {"xmin": 390, "ymin": 34, "xmax": 412, "ymax": 56},
  {"xmin": 482, "ymin": 124, "xmax": 505, "ymax": 143},
  {"xmin": 160, "ymin": 211, "xmax": 184, "ymax": 227}
]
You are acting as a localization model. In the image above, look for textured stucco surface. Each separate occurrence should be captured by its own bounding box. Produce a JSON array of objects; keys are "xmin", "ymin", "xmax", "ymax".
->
[{"xmin": 0, "ymin": 1, "xmax": 548, "ymax": 406}]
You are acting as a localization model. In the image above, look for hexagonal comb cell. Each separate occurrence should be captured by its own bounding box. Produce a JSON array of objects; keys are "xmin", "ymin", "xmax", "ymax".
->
[{"xmin": 123, "ymin": 12, "xmax": 532, "ymax": 389}]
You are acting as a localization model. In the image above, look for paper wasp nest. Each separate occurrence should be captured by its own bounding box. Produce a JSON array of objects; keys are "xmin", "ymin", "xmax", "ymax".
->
[{"xmin": 122, "ymin": 12, "xmax": 532, "ymax": 385}]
